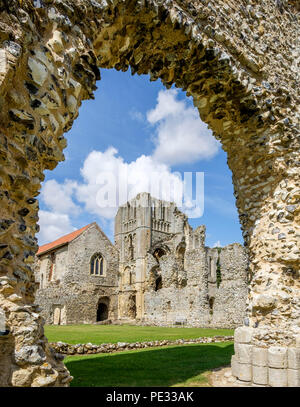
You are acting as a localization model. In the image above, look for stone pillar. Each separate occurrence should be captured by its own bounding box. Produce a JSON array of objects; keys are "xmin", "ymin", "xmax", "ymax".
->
[
  {"xmin": 232, "ymin": 328, "xmax": 300, "ymax": 386},
  {"xmin": 228, "ymin": 123, "xmax": 300, "ymax": 386}
]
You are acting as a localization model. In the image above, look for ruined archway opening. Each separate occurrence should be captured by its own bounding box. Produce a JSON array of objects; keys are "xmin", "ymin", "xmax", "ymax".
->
[
  {"xmin": 97, "ymin": 301, "xmax": 109, "ymax": 322},
  {"xmin": 176, "ymin": 245, "xmax": 185, "ymax": 270},
  {"xmin": 128, "ymin": 294, "xmax": 136, "ymax": 319},
  {"xmin": 153, "ymin": 248, "xmax": 166, "ymax": 261}
]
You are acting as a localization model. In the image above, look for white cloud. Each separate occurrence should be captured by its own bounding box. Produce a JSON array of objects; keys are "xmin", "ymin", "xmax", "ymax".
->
[
  {"xmin": 213, "ymin": 240, "xmax": 222, "ymax": 248},
  {"xmin": 129, "ymin": 109, "xmax": 144, "ymax": 122},
  {"xmin": 37, "ymin": 210, "xmax": 76, "ymax": 245},
  {"xmin": 40, "ymin": 179, "xmax": 80, "ymax": 215},
  {"xmin": 147, "ymin": 89, "xmax": 219, "ymax": 165},
  {"xmin": 75, "ymin": 147, "xmax": 184, "ymax": 220},
  {"xmin": 37, "ymin": 89, "xmax": 220, "ymax": 244}
]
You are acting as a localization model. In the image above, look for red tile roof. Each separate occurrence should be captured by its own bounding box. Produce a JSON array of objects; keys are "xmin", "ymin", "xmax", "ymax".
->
[{"xmin": 36, "ymin": 223, "xmax": 94, "ymax": 256}]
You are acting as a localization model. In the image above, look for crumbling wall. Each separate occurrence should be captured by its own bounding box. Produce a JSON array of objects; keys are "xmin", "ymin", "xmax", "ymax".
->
[
  {"xmin": 144, "ymin": 241, "xmax": 248, "ymax": 328},
  {"xmin": 209, "ymin": 244, "xmax": 249, "ymax": 328},
  {"xmin": 144, "ymin": 286, "xmax": 208, "ymax": 326},
  {"xmin": 35, "ymin": 224, "xmax": 119, "ymax": 325}
]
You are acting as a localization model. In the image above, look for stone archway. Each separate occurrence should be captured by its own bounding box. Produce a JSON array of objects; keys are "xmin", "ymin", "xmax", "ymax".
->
[
  {"xmin": 97, "ymin": 302, "xmax": 108, "ymax": 322},
  {"xmin": 0, "ymin": 0, "xmax": 299, "ymax": 387}
]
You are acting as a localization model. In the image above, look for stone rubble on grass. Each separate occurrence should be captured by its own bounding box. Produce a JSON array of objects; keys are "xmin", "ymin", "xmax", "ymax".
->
[{"xmin": 49, "ymin": 335, "xmax": 234, "ymax": 356}]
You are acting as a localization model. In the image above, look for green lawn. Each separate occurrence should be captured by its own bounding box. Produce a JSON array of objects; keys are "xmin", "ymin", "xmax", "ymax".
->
[
  {"xmin": 65, "ymin": 342, "xmax": 234, "ymax": 387},
  {"xmin": 45, "ymin": 324, "xmax": 234, "ymax": 345}
]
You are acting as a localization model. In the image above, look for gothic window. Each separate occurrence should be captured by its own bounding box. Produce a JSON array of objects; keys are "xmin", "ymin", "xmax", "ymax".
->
[
  {"xmin": 128, "ymin": 234, "xmax": 134, "ymax": 260},
  {"xmin": 124, "ymin": 267, "xmax": 132, "ymax": 285},
  {"xmin": 90, "ymin": 253, "xmax": 105, "ymax": 276},
  {"xmin": 154, "ymin": 248, "xmax": 166, "ymax": 259}
]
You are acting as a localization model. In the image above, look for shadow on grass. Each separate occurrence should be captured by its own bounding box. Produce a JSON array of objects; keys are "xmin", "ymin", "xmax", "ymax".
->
[{"xmin": 65, "ymin": 342, "xmax": 234, "ymax": 387}]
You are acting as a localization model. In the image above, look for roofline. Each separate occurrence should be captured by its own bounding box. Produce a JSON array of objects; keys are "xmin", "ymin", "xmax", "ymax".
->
[
  {"xmin": 36, "ymin": 242, "xmax": 68, "ymax": 257},
  {"xmin": 36, "ymin": 222, "xmax": 116, "ymax": 256},
  {"xmin": 36, "ymin": 222, "xmax": 96, "ymax": 257}
]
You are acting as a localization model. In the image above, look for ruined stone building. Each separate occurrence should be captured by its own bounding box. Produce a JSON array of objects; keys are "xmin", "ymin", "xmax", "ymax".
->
[
  {"xmin": 35, "ymin": 192, "xmax": 248, "ymax": 328},
  {"xmin": 35, "ymin": 223, "xmax": 119, "ymax": 325}
]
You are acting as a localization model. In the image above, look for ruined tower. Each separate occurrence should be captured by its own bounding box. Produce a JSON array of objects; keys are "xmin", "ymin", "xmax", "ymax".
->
[
  {"xmin": 115, "ymin": 192, "xmax": 180, "ymax": 320},
  {"xmin": 115, "ymin": 192, "xmax": 248, "ymax": 327}
]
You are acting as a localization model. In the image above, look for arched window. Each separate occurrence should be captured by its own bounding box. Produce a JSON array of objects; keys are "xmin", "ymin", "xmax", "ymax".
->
[
  {"xmin": 155, "ymin": 275, "xmax": 162, "ymax": 291},
  {"xmin": 90, "ymin": 253, "xmax": 105, "ymax": 276},
  {"xmin": 124, "ymin": 267, "xmax": 132, "ymax": 285},
  {"xmin": 128, "ymin": 234, "xmax": 134, "ymax": 260},
  {"xmin": 153, "ymin": 247, "xmax": 166, "ymax": 260},
  {"xmin": 176, "ymin": 245, "xmax": 185, "ymax": 270}
]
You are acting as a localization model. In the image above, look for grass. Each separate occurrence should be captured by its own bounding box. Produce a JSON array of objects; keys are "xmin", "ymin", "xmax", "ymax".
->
[
  {"xmin": 65, "ymin": 342, "xmax": 234, "ymax": 387},
  {"xmin": 45, "ymin": 324, "xmax": 234, "ymax": 345}
]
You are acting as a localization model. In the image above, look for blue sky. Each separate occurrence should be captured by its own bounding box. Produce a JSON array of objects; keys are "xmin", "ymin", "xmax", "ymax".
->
[{"xmin": 37, "ymin": 68, "xmax": 243, "ymax": 248}]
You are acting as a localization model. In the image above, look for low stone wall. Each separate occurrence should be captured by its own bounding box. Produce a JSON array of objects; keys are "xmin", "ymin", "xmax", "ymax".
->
[{"xmin": 49, "ymin": 335, "xmax": 234, "ymax": 356}]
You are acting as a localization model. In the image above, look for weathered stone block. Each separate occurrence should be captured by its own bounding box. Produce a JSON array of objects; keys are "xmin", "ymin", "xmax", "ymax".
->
[
  {"xmin": 252, "ymin": 347, "xmax": 268, "ymax": 367},
  {"xmin": 234, "ymin": 327, "xmax": 253, "ymax": 344},
  {"xmin": 234, "ymin": 341, "xmax": 238, "ymax": 354},
  {"xmin": 0, "ymin": 49, "xmax": 6, "ymax": 74},
  {"xmin": 231, "ymin": 354, "xmax": 239, "ymax": 378},
  {"xmin": 14, "ymin": 345, "xmax": 46, "ymax": 366},
  {"xmin": 11, "ymin": 367, "xmax": 34, "ymax": 387},
  {"xmin": 287, "ymin": 369, "xmax": 300, "ymax": 387},
  {"xmin": 236, "ymin": 343, "xmax": 252, "ymax": 364},
  {"xmin": 268, "ymin": 368, "xmax": 288, "ymax": 387},
  {"xmin": 28, "ymin": 57, "xmax": 48, "ymax": 86},
  {"xmin": 288, "ymin": 348, "xmax": 300, "ymax": 369},
  {"xmin": 237, "ymin": 363, "xmax": 252, "ymax": 382},
  {"xmin": 252, "ymin": 365, "xmax": 268, "ymax": 385},
  {"xmin": 268, "ymin": 346, "xmax": 288, "ymax": 368}
]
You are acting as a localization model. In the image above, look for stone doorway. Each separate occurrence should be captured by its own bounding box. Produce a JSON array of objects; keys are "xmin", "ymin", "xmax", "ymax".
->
[
  {"xmin": 97, "ymin": 303, "xmax": 108, "ymax": 321},
  {"xmin": 97, "ymin": 298, "xmax": 109, "ymax": 322}
]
